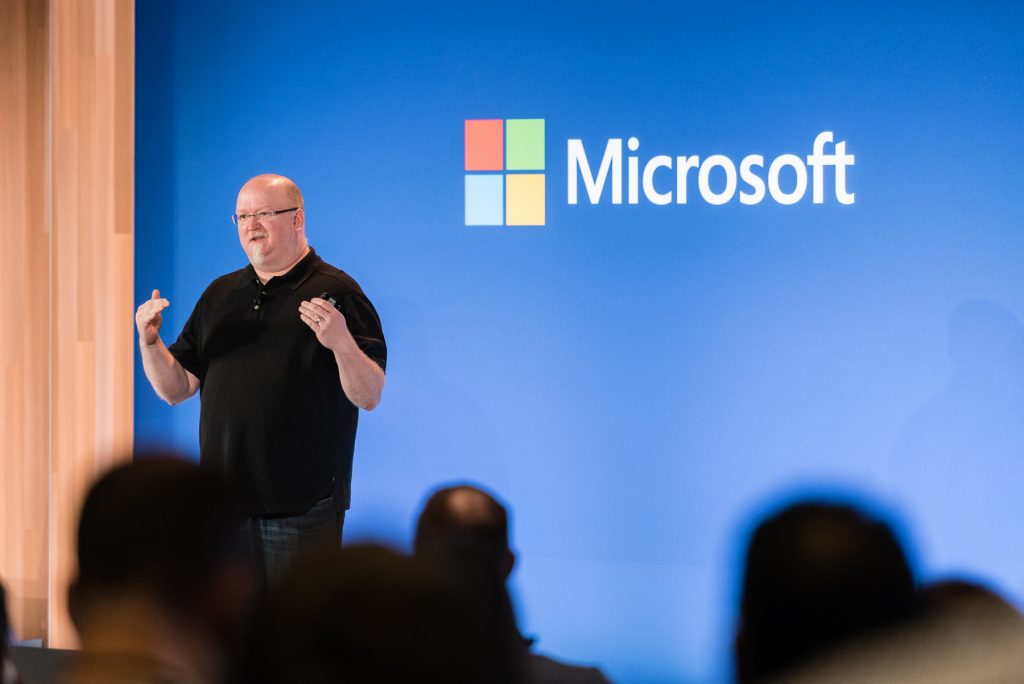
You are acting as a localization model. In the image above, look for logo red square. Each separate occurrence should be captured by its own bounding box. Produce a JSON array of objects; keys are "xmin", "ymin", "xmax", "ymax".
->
[{"xmin": 465, "ymin": 119, "xmax": 504, "ymax": 171}]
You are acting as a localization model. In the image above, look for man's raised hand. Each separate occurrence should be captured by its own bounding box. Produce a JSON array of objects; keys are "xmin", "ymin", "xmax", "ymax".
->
[{"xmin": 135, "ymin": 288, "xmax": 170, "ymax": 346}]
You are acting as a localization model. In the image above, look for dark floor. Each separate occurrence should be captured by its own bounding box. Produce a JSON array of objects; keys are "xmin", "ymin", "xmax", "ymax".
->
[{"xmin": 9, "ymin": 645, "xmax": 75, "ymax": 683}]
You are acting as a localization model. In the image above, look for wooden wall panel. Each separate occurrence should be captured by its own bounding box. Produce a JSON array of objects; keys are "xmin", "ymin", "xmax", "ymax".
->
[
  {"xmin": 1, "ymin": 0, "xmax": 134, "ymax": 647},
  {"xmin": 47, "ymin": 0, "xmax": 135, "ymax": 649},
  {"xmin": 0, "ymin": 0, "xmax": 53, "ymax": 643}
]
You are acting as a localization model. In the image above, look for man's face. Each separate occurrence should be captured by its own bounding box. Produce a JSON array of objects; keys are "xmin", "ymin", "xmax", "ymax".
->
[{"xmin": 235, "ymin": 180, "xmax": 305, "ymax": 272}]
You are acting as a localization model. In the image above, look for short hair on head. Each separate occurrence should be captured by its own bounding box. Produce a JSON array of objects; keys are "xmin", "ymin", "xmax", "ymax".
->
[
  {"xmin": 245, "ymin": 173, "xmax": 304, "ymax": 209},
  {"xmin": 276, "ymin": 176, "xmax": 304, "ymax": 209},
  {"xmin": 737, "ymin": 499, "xmax": 915, "ymax": 681},
  {"xmin": 414, "ymin": 484, "xmax": 510, "ymax": 574},
  {"xmin": 72, "ymin": 452, "xmax": 246, "ymax": 617}
]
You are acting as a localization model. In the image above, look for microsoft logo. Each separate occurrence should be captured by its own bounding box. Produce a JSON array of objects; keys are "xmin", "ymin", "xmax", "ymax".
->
[
  {"xmin": 462, "ymin": 120, "xmax": 854, "ymax": 227},
  {"xmin": 464, "ymin": 118, "xmax": 545, "ymax": 226}
]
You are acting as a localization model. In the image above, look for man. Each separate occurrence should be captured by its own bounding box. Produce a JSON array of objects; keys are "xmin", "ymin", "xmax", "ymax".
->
[
  {"xmin": 135, "ymin": 174, "xmax": 386, "ymax": 585},
  {"xmin": 415, "ymin": 484, "xmax": 613, "ymax": 684},
  {"xmin": 66, "ymin": 454, "xmax": 255, "ymax": 684},
  {"xmin": 240, "ymin": 543, "xmax": 522, "ymax": 684},
  {"xmin": 0, "ymin": 582, "xmax": 20, "ymax": 684},
  {"xmin": 735, "ymin": 500, "xmax": 916, "ymax": 682}
]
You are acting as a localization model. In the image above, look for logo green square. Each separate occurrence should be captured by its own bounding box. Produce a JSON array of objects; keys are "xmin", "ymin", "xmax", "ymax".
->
[{"xmin": 505, "ymin": 119, "xmax": 545, "ymax": 171}]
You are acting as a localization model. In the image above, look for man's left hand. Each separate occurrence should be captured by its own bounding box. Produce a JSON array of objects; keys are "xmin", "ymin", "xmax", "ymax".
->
[{"xmin": 299, "ymin": 298, "xmax": 349, "ymax": 351}]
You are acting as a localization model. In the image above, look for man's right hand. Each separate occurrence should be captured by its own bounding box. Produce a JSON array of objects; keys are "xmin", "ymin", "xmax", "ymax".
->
[{"xmin": 136, "ymin": 288, "xmax": 170, "ymax": 346}]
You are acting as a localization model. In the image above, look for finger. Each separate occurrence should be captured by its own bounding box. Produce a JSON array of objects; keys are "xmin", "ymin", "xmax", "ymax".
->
[
  {"xmin": 137, "ymin": 309, "xmax": 158, "ymax": 328},
  {"xmin": 299, "ymin": 300, "xmax": 326, "ymax": 316},
  {"xmin": 307, "ymin": 299, "xmax": 334, "ymax": 316},
  {"xmin": 298, "ymin": 311, "xmax": 320, "ymax": 329},
  {"xmin": 142, "ymin": 300, "xmax": 170, "ymax": 316},
  {"xmin": 299, "ymin": 301, "xmax": 331, "ymax": 320},
  {"xmin": 152, "ymin": 289, "xmax": 160, "ymax": 300}
]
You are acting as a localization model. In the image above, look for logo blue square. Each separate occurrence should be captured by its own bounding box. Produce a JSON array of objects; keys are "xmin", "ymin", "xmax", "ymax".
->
[{"xmin": 465, "ymin": 175, "xmax": 504, "ymax": 226}]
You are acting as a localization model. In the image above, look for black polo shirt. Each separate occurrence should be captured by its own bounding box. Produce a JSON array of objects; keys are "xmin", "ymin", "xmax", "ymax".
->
[{"xmin": 168, "ymin": 248, "xmax": 386, "ymax": 515}]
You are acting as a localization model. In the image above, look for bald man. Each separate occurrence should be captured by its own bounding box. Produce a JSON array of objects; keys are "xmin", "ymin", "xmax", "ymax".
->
[
  {"xmin": 136, "ymin": 174, "xmax": 386, "ymax": 587},
  {"xmin": 415, "ymin": 485, "xmax": 613, "ymax": 684}
]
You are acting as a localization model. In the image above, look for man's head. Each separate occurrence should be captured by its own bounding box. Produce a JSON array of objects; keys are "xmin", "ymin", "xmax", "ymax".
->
[
  {"xmin": 235, "ymin": 174, "xmax": 307, "ymax": 273},
  {"xmin": 69, "ymin": 453, "xmax": 253, "ymax": 646},
  {"xmin": 0, "ymin": 581, "xmax": 8, "ymax": 663},
  {"xmin": 409, "ymin": 485, "xmax": 525, "ymax": 679},
  {"xmin": 244, "ymin": 543, "xmax": 522, "ymax": 684},
  {"xmin": 736, "ymin": 500, "xmax": 915, "ymax": 682},
  {"xmin": 414, "ymin": 484, "xmax": 514, "ymax": 580}
]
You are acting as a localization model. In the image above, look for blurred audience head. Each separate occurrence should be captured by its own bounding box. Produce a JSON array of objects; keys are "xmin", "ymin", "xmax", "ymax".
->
[
  {"xmin": 244, "ymin": 542, "xmax": 521, "ymax": 684},
  {"xmin": 414, "ymin": 483, "xmax": 514, "ymax": 579},
  {"xmin": 915, "ymin": 578, "xmax": 1024, "ymax": 655},
  {"xmin": 68, "ymin": 452, "xmax": 253, "ymax": 682},
  {"xmin": 0, "ymin": 580, "xmax": 16, "ymax": 684},
  {"xmin": 776, "ymin": 578, "xmax": 1024, "ymax": 683},
  {"xmin": 919, "ymin": 578, "xmax": 1022, "ymax": 623},
  {"xmin": 0, "ymin": 581, "xmax": 8, "ymax": 660},
  {"xmin": 736, "ymin": 499, "xmax": 915, "ymax": 682}
]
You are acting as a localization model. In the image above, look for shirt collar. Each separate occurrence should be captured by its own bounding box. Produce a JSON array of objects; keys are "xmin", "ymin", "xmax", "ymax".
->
[{"xmin": 234, "ymin": 247, "xmax": 320, "ymax": 291}]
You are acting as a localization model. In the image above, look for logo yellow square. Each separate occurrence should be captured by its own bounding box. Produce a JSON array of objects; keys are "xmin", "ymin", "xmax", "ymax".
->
[{"xmin": 505, "ymin": 174, "xmax": 545, "ymax": 226}]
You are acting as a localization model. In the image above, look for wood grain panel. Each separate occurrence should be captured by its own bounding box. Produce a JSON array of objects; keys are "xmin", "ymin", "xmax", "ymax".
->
[
  {"xmin": 0, "ymin": 0, "xmax": 52, "ymax": 643},
  {"xmin": 47, "ymin": 0, "xmax": 135, "ymax": 649},
  {"xmin": 1, "ymin": 0, "xmax": 134, "ymax": 647}
]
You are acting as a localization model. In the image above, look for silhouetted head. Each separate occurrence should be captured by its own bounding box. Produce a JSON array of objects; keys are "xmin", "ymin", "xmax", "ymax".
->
[
  {"xmin": 736, "ymin": 500, "xmax": 915, "ymax": 682},
  {"xmin": 0, "ymin": 581, "xmax": 8, "ymax": 661},
  {"xmin": 244, "ymin": 543, "xmax": 523, "ymax": 684},
  {"xmin": 919, "ymin": 578, "xmax": 1024, "ymax": 630},
  {"xmin": 69, "ymin": 453, "xmax": 252, "ymax": 639},
  {"xmin": 414, "ymin": 483, "xmax": 514, "ymax": 579}
]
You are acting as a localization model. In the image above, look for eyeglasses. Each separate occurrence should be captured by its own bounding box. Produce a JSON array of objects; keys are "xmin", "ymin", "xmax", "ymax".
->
[{"xmin": 231, "ymin": 207, "xmax": 299, "ymax": 225}]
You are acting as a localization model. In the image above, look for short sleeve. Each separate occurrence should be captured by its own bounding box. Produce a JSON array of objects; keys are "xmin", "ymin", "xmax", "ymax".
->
[
  {"xmin": 340, "ymin": 292, "xmax": 387, "ymax": 372},
  {"xmin": 167, "ymin": 297, "xmax": 204, "ymax": 380}
]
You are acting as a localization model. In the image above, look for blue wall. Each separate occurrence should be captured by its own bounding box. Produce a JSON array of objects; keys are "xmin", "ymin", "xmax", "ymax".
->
[{"xmin": 135, "ymin": 2, "xmax": 1024, "ymax": 681}]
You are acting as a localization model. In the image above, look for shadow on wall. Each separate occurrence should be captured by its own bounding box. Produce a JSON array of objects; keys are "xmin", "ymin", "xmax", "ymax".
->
[
  {"xmin": 346, "ymin": 297, "xmax": 512, "ymax": 545},
  {"xmin": 890, "ymin": 299, "xmax": 1024, "ymax": 571}
]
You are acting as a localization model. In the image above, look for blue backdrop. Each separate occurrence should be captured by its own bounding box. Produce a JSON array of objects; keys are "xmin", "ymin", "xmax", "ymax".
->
[{"xmin": 135, "ymin": 2, "xmax": 1024, "ymax": 681}]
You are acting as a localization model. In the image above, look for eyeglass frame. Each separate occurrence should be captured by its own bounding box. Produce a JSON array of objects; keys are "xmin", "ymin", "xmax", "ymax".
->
[{"xmin": 230, "ymin": 207, "xmax": 299, "ymax": 225}]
